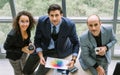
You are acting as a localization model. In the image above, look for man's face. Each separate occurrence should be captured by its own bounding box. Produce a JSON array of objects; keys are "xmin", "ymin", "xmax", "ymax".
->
[
  {"xmin": 49, "ymin": 10, "xmax": 63, "ymax": 26},
  {"xmin": 87, "ymin": 15, "xmax": 101, "ymax": 36}
]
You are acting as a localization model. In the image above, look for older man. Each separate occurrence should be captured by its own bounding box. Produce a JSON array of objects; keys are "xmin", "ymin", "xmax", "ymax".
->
[{"xmin": 79, "ymin": 15, "xmax": 117, "ymax": 75}]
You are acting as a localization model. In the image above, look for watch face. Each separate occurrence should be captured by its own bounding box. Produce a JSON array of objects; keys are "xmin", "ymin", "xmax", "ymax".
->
[{"xmin": 28, "ymin": 45, "xmax": 34, "ymax": 50}]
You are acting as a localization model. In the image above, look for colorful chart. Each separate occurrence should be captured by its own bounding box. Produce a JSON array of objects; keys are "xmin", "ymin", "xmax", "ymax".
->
[
  {"xmin": 50, "ymin": 59, "xmax": 63, "ymax": 68},
  {"xmin": 45, "ymin": 57, "xmax": 69, "ymax": 69}
]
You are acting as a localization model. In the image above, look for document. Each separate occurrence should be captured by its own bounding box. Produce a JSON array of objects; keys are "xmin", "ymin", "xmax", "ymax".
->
[{"xmin": 45, "ymin": 57, "xmax": 69, "ymax": 70}]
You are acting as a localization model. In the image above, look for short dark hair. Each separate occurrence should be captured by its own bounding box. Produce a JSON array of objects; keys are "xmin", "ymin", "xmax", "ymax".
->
[
  {"xmin": 12, "ymin": 11, "xmax": 36, "ymax": 33},
  {"xmin": 48, "ymin": 4, "xmax": 63, "ymax": 14}
]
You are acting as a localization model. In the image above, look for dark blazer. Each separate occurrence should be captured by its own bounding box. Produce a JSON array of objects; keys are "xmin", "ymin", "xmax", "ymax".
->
[
  {"xmin": 4, "ymin": 29, "xmax": 31, "ymax": 60},
  {"xmin": 34, "ymin": 16, "xmax": 80, "ymax": 58}
]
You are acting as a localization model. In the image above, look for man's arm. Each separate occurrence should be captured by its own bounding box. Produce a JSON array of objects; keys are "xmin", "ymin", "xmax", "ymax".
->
[
  {"xmin": 106, "ymin": 26, "xmax": 117, "ymax": 49},
  {"xmin": 34, "ymin": 17, "xmax": 46, "ymax": 65},
  {"xmin": 67, "ymin": 21, "xmax": 80, "ymax": 68},
  {"xmin": 69, "ymin": 22, "xmax": 80, "ymax": 56}
]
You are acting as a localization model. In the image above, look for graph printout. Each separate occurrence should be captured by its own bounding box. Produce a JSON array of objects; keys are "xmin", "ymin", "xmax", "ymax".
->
[{"xmin": 45, "ymin": 57, "xmax": 69, "ymax": 69}]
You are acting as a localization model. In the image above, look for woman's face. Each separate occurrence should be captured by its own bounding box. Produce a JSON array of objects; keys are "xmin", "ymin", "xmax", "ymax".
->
[{"xmin": 18, "ymin": 15, "xmax": 30, "ymax": 32}]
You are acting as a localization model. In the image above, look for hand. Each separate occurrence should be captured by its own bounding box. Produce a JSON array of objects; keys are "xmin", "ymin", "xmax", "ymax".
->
[
  {"xmin": 96, "ymin": 66, "xmax": 105, "ymax": 75},
  {"xmin": 67, "ymin": 60, "xmax": 75, "ymax": 69},
  {"xmin": 28, "ymin": 50, "xmax": 34, "ymax": 54},
  {"xmin": 22, "ymin": 46, "xmax": 34, "ymax": 54},
  {"xmin": 28, "ymin": 43, "xmax": 35, "ymax": 50},
  {"xmin": 98, "ymin": 46, "xmax": 107, "ymax": 56},
  {"xmin": 38, "ymin": 52, "xmax": 46, "ymax": 65},
  {"xmin": 40, "ymin": 56, "xmax": 46, "ymax": 65}
]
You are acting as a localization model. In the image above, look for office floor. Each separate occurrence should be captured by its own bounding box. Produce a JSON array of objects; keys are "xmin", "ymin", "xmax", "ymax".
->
[{"xmin": 0, "ymin": 53, "xmax": 119, "ymax": 75}]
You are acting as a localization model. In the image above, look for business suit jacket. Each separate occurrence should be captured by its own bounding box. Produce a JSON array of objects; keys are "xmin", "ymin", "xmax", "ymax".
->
[
  {"xmin": 34, "ymin": 16, "xmax": 79, "ymax": 58},
  {"xmin": 4, "ymin": 29, "xmax": 30, "ymax": 60},
  {"xmin": 79, "ymin": 25, "xmax": 117, "ymax": 70}
]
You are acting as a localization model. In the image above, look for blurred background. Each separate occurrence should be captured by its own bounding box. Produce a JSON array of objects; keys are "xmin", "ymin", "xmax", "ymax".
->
[{"xmin": 0, "ymin": 0, "xmax": 120, "ymax": 75}]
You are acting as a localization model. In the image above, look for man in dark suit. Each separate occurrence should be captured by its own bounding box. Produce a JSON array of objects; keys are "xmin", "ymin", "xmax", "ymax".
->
[{"xmin": 34, "ymin": 4, "xmax": 79, "ymax": 75}]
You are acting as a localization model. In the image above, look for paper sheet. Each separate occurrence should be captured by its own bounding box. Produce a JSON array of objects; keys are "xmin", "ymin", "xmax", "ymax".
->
[{"xmin": 45, "ymin": 57, "xmax": 69, "ymax": 70}]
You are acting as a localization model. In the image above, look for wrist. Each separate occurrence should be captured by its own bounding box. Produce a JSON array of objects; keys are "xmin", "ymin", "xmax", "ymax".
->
[
  {"xmin": 71, "ymin": 59, "xmax": 76, "ymax": 63},
  {"xmin": 71, "ymin": 56, "xmax": 77, "ymax": 63},
  {"xmin": 96, "ymin": 66, "xmax": 102, "ymax": 71},
  {"xmin": 105, "ymin": 45, "xmax": 108, "ymax": 51},
  {"xmin": 93, "ymin": 63, "xmax": 99, "ymax": 69},
  {"xmin": 38, "ymin": 52, "xmax": 43, "ymax": 58}
]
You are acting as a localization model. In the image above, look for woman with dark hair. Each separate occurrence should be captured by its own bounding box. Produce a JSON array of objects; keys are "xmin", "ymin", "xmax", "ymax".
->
[{"xmin": 4, "ymin": 11, "xmax": 36, "ymax": 75}]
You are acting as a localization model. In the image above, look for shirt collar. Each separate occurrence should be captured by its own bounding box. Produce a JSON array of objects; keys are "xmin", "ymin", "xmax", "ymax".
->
[
  {"xmin": 93, "ymin": 32, "xmax": 101, "ymax": 38},
  {"xmin": 51, "ymin": 19, "xmax": 62, "ymax": 29}
]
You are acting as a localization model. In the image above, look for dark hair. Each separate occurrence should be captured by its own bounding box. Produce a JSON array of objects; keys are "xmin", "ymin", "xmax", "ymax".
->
[
  {"xmin": 48, "ymin": 4, "xmax": 63, "ymax": 14},
  {"xmin": 12, "ymin": 11, "xmax": 36, "ymax": 33}
]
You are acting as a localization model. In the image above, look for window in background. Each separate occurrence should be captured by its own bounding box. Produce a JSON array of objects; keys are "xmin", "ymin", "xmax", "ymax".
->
[
  {"xmin": 118, "ymin": 0, "xmax": 120, "ymax": 19},
  {"xmin": 75, "ymin": 23, "xmax": 87, "ymax": 36},
  {"xmin": 0, "ymin": 0, "xmax": 11, "ymax": 17},
  {"xmin": 113, "ymin": 1, "xmax": 120, "ymax": 56},
  {"xmin": 0, "ymin": 23, "xmax": 12, "ymax": 45},
  {"xmin": 0, "ymin": 23, "xmax": 12, "ymax": 53},
  {"xmin": 14, "ymin": 0, "xmax": 62, "ymax": 16},
  {"xmin": 114, "ymin": 24, "xmax": 120, "ymax": 56},
  {"xmin": 66, "ymin": 0, "xmax": 114, "ymax": 17}
]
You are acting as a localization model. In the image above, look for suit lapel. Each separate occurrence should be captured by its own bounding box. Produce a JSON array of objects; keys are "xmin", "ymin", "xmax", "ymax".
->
[
  {"xmin": 101, "ymin": 26, "xmax": 106, "ymax": 45},
  {"xmin": 46, "ymin": 20, "xmax": 51, "ymax": 40},
  {"xmin": 88, "ymin": 26, "xmax": 106, "ymax": 47},
  {"xmin": 88, "ymin": 31, "xmax": 97, "ymax": 48},
  {"xmin": 58, "ymin": 19, "xmax": 67, "ymax": 38}
]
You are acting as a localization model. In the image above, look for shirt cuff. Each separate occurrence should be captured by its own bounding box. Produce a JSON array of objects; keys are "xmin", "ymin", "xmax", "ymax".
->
[
  {"xmin": 72, "ymin": 53, "xmax": 78, "ymax": 57},
  {"xmin": 105, "ymin": 45, "xmax": 109, "ymax": 51},
  {"xmin": 36, "ymin": 47, "xmax": 43, "ymax": 53},
  {"xmin": 93, "ymin": 62, "xmax": 99, "ymax": 69}
]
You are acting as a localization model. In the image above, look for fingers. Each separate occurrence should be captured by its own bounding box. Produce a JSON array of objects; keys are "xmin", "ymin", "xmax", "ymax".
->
[
  {"xmin": 67, "ymin": 61, "xmax": 74, "ymax": 69},
  {"xmin": 96, "ymin": 66, "xmax": 105, "ymax": 75},
  {"xmin": 98, "ymin": 47, "xmax": 106, "ymax": 56},
  {"xmin": 98, "ymin": 50, "xmax": 105, "ymax": 56},
  {"xmin": 40, "ymin": 57, "xmax": 46, "ymax": 65},
  {"xmin": 28, "ymin": 50, "xmax": 34, "ymax": 54}
]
